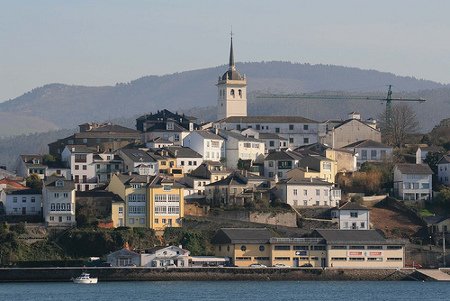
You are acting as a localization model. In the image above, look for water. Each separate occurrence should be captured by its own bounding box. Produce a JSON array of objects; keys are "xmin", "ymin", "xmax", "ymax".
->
[{"xmin": 0, "ymin": 281, "xmax": 449, "ymax": 301}]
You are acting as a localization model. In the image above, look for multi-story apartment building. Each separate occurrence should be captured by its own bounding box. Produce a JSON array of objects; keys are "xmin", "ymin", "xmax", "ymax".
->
[
  {"xmin": 183, "ymin": 130, "xmax": 225, "ymax": 162},
  {"xmin": 215, "ymin": 116, "xmax": 320, "ymax": 148},
  {"xmin": 61, "ymin": 145, "xmax": 122, "ymax": 191},
  {"xmin": 108, "ymin": 173, "xmax": 184, "ymax": 231},
  {"xmin": 331, "ymin": 202, "xmax": 370, "ymax": 230},
  {"xmin": 136, "ymin": 109, "xmax": 199, "ymax": 145},
  {"xmin": 218, "ymin": 130, "xmax": 265, "ymax": 169},
  {"xmin": 393, "ymin": 163, "xmax": 433, "ymax": 201},
  {"xmin": 275, "ymin": 177, "xmax": 341, "ymax": 207},
  {"xmin": 42, "ymin": 177, "xmax": 76, "ymax": 227},
  {"xmin": 2, "ymin": 189, "xmax": 42, "ymax": 216}
]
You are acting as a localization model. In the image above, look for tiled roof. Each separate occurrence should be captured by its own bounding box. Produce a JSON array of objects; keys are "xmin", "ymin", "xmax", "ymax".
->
[
  {"xmin": 164, "ymin": 146, "xmax": 203, "ymax": 158},
  {"xmin": 265, "ymin": 150, "xmax": 303, "ymax": 161},
  {"xmin": 395, "ymin": 163, "xmax": 433, "ymax": 175},
  {"xmin": 338, "ymin": 202, "xmax": 369, "ymax": 211},
  {"xmin": 258, "ymin": 133, "xmax": 288, "ymax": 140},
  {"xmin": 119, "ymin": 149, "xmax": 156, "ymax": 163},
  {"xmin": 192, "ymin": 130, "xmax": 224, "ymax": 140},
  {"xmin": 43, "ymin": 177, "xmax": 75, "ymax": 191},
  {"xmin": 220, "ymin": 116, "xmax": 318, "ymax": 124},
  {"xmin": 5, "ymin": 188, "xmax": 41, "ymax": 195},
  {"xmin": 343, "ymin": 139, "xmax": 390, "ymax": 149},
  {"xmin": 314, "ymin": 229, "xmax": 391, "ymax": 244},
  {"xmin": 277, "ymin": 177, "xmax": 333, "ymax": 186},
  {"xmin": 438, "ymin": 155, "xmax": 450, "ymax": 165},
  {"xmin": 211, "ymin": 228, "xmax": 274, "ymax": 244},
  {"xmin": 219, "ymin": 130, "xmax": 262, "ymax": 143}
]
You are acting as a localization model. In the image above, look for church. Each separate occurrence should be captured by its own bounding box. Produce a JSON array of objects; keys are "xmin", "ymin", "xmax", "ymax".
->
[{"xmin": 214, "ymin": 36, "xmax": 320, "ymax": 149}]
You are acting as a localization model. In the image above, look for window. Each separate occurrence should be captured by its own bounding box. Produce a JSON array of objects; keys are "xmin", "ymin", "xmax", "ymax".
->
[
  {"xmin": 63, "ymin": 193, "xmax": 68, "ymax": 198},
  {"xmin": 323, "ymin": 162, "xmax": 332, "ymax": 171},
  {"xmin": 367, "ymin": 246, "xmax": 383, "ymax": 250},
  {"xmin": 293, "ymin": 246, "xmax": 308, "ymax": 250},
  {"xmin": 360, "ymin": 222, "xmax": 365, "ymax": 228},
  {"xmin": 331, "ymin": 246, "xmax": 347, "ymax": 250},
  {"xmin": 139, "ymin": 218, "xmax": 145, "ymax": 224},
  {"xmin": 67, "ymin": 203, "xmax": 71, "ymax": 211},
  {"xmin": 61, "ymin": 203, "xmax": 65, "ymax": 210},
  {"xmin": 289, "ymin": 125, "xmax": 294, "ymax": 130},
  {"xmin": 371, "ymin": 150, "xmax": 377, "ymax": 159},
  {"xmin": 22, "ymin": 197, "xmax": 26, "ymax": 203},
  {"xmin": 312, "ymin": 246, "xmax": 326, "ymax": 250},
  {"xmin": 240, "ymin": 245, "xmax": 247, "ymax": 252},
  {"xmin": 56, "ymin": 203, "xmax": 60, "ymax": 211},
  {"xmin": 230, "ymin": 89, "xmax": 235, "ymax": 97},
  {"xmin": 51, "ymin": 203, "xmax": 55, "ymax": 211},
  {"xmin": 54, "ymin": 193, "xmax": 59, "ymax": 198},
  {"xmin": 361, "ymin": 150, "xmax": 367, "ymax": 160},
  {"xmin": 303, "ymin": 124, "xmax": 309, "ymax": 131},
  {"xmin": 118, "ymin": 207, "xmax": 124, "ymax": 214},
  {"xmin": 289, "ymin": 138, "xmax": 294, "ymax": 143},
  {"xmin": 255, "ymin": 257, "xmax": 269, "ymax": 260},
  {"xmin": 31, "ymin": 197, "xmax": 35, "ymax": 203},
  {"xmin": 275, "ymin": 128, "xmax": 280, "ymax": 133},
  {"xmin": 316, "ymin": 189, "xmax": 320, "ymax": 196},
  {"xmin": 154, "ymin": 218, "xmax": 159, "ymax": 224},
  {"xmin": 367, "ymin": 258, "xmax": 383, "ymax": 262},
  {"xmin": 350, "ymin": 212, "xmax": 358, "ymax": 218},
  {"xmin": 303, "ymin": 138, "xmax": 309, "ymax": 144},
  {"xmin": 274, "ymin": 257, "xmax": 290, "ymax": 261},
  {"xmin": 13, "ymin": 197, "xmax": 17, "ymax": 203},
  {"xmin": 75, "ymin": 165, "xmax": 79, "ymax": 170},
  {"xmin": 82, "ymin": 165, "xmax": 87, "ymax": 170},
  {"xmin": 349, "ymin": 246, "xmax": 365, "ymax": 250},
  {"xmin": 274, "ymin": 245, "xmax": 290, "ymax": 251},
  {"xmin": 238, "ymin": 89, "xmax": 242, "ymax": 97},
  {"xmin": 269, "ymin": 141, "xmax": 275, "ymax": 147},
  {"xmin": 386, "ymin": 246, "xmax": 402, "ymax": 250},
  {"xmin": 259, "ymin": 245, "xmax": 265, "ymax": 252},
  {"xmin": 349, "ymin": 258, "xmax": 365, "ymax": 261},
  {"xmin": 129, "ymin": 218, "xmax": 134, "ymax": 224},
  {"xmin": 293, "ymin": 189, "xmax": 298, "ymax": 196},
  {"xmin": 331, "ymin": 257, "xmax": 347, "ymax": 261},
  {"xmin": 269, "ymin": 161, "xmax": 274, "ymax": 167},
  {"xmin": 387, "ymin": 258, "xmax": 403, "ymax": 261}
]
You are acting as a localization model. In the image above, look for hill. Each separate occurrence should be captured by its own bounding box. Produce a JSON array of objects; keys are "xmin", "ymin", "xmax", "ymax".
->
[{"xmin": 1, "ymin": 61, "xmax": 449, "ymax": 137}]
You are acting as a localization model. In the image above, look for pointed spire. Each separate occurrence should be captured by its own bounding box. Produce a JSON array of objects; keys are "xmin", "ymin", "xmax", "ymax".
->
[{"xmin": 229, "ymin": 31, "xmax": 235, "ymax": 70}]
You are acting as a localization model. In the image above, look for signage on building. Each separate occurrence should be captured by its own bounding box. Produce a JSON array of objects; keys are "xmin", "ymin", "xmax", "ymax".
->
[
  {"xmin": 369, "ymin": 251, "xmax": 382, "ymax": 256},
  {"xmin": 295, "ymin": 251, "xmax": 307, "ymax": 256},
  {"xmin": 347, "ymin": 251, "xmax": 363, "ymax": 257}
]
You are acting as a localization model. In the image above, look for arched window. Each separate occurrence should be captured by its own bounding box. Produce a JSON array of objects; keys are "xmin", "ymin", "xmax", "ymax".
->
[
  {"xmin": 241, "ymin": 245, "xmax": 247, "ymax": 251},
  {"xmin": 238, "ymin": 89, "xmax": 242, "ymax": 97},
  {"xmin": 230, "ymin": 89, "xmax": 235, "ymax": 97}
]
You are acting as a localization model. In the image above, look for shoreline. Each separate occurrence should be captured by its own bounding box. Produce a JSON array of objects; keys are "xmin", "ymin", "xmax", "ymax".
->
[{"xmin": 0, "ymin": 267, "xmax": 427, "ymax": 282}]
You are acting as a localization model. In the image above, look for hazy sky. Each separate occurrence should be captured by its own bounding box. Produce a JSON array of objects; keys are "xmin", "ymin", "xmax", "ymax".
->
[{"xmin": 1, "ymin": 0, "xmax": 450, "ymax": 101}]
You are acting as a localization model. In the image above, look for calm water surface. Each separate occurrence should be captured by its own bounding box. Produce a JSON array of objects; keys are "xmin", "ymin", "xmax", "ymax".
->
[{"xmin": 0, "ymin": 281, "xmax": 449, "ymax": 301}]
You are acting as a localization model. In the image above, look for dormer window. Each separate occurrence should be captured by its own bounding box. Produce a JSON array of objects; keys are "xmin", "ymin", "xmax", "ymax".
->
[
  {"xmin": 167, "ymin": 122, "xmax": 174, "ymax": 130},
  {"xmin": 33, "ymin": 159, "xmax": 40, "ymax": 164},
  {"xmin": 55, "ymin": 180, "xmax": 64, "ymax": 187}
]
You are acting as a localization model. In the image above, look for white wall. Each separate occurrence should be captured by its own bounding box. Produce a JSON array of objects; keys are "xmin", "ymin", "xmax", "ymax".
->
[{"xmin": 5, "ymin": 193, "xmax": 42, "ymax": 215}]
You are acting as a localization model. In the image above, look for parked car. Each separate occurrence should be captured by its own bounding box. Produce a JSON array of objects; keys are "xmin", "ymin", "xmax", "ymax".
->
[
  {"xmin": 300, "ymin": 263, "xmax": 313, "ymax": 267},
  {"xmin": 249, "ymin": 263, "xmax": 267, "ymax": 268},
  {"xmin": 273, "ymin": 263, "xmax": 290, "ymax": 268}
]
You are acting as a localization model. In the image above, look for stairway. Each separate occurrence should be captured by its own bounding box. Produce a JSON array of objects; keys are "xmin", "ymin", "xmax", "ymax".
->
[{"xmin": 417, "ymin": 269, "xmax": 450, "ymax": 281}]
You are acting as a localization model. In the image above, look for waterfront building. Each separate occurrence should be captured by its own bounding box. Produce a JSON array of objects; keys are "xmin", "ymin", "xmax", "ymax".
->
[
  {"xmin": 107, "ymin": 245, "xmax": 190, "ymax": 267},
  {"xmin": 331, "ymin": 202, "xmax": 370, "ymax": 230},
  {"xmin": 212, "ymin": 228, "xmax": 405, "ymax": 268}
]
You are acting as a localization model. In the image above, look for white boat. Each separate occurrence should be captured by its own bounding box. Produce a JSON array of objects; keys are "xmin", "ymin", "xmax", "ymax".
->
[{"xmin": 72, "ymin": 272, "xmax": 98, "ymax": 284}]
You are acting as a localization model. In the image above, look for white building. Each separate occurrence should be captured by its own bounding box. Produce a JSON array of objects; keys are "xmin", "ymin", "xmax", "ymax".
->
[
  {"xmin": 217, "ymin": 36, "xmax": 247, "ymax": 120},
  {"xmin": 240, "ymin": 128, "xmax": 288, "ymax": 153},
  {"xmin": 118, "ymin": 148, "xmax": 158, "ymax": 176},
  {"xmin": 62, "ymin": 145, "xmax": 122, "ymax": 191},
  {"xmin": 416, "ymin": 146, "xmax": 444, "ymax": 164},
  {"xmin": 331, "ymin": 202, "xmax": 370, "ymax": 230},
  {"xmin": 107, "ymin": 245, "xmax": 190, "ymax": 267},
  {"xmin": 437, "ymin": 154, "xmax": 450, "ymax": 186},
  {"xmin": 219, "ymin": 130, "xmax": 265, "ymax": 169},
  {"xmin": 393, "ymin": 163, "xmax": 433, "ymax": 201},
  {"xmin": 16, "ymin": 155, "xmax": 47, "ymax": 179},
  {"xmin": 264, "ymin": 149, "xmax": 303, "ymax": 179},
  {"xmin": 275, "ymin": 177, "xmax": 341, "ymax": 207},
  {"xmin": 183, "ymin": 131, "xmax": 224, "ymax": 162},
  {"xmin": 342, "ymin": 139, "xmax": 393, "ymax": 168},
  {"xmin": 2, "ymin": 189, "xmax": 42, "ymax": 216},
  {"xmin": 42, "ymin": 177, "xmax": 76, "ymax": 227},
  {"xmin": 163, "ymin": 146, "xmax": 203, "ymax": 174},
  {"xmin": 215, "ymin": 116, "xmax": 320, "ymax": 148}
]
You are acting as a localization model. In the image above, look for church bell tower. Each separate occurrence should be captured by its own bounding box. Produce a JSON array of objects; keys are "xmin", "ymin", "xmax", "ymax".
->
[{"xmin": 216, "ymin": 35, "xmax": 247, "ymax": 120}]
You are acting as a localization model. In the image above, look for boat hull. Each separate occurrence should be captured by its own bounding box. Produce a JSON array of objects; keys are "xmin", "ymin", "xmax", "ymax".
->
[{"xmin": 73, "ymin": 278, "xmax": 98, "ymax": 284}]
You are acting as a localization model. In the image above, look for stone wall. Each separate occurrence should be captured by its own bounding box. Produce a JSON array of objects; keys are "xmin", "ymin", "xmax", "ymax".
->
[
  {"xmin": 0, "ymin": 267, "xmax": 417, "ymax": 282},
  {"xmin": 208, "ymin": 210, "xmax": 297, "ymax": 227}
]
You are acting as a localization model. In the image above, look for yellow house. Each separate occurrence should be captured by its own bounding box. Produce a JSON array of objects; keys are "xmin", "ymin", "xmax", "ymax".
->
[
  {"xmin": 212, "ymin": 228, "xmax": 405, "ymax": 268},
  {"xmin": 108, "ymin": 173, "xmax": 150, "ymax": 228},
  {"xmin": 108, "ymin": 173, "xmax": 185, "ymax": 231},
  {"xmin": 149, "ymin": 150, "xmax": 183, "ymax": 177},
  {"xmin": 148, "ymin": 177, "xmax": 185, "ymax": 232},
  {"xmin": 111, "ymin": 199, "xmax": 125, "ymax": 227}
]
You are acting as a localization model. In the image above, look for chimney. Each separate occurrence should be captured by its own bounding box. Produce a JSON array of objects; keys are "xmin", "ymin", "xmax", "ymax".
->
[
  {"xmin": 306, "ymin": 166, "xmax": 309, "ymax": 172},
  {"xmin": 215, "ymin": 128, "xmax": 219, "ymax": 135},
  {"xmin": 71, "ymin": 147, "xmax": 75, "ymax": 152},
  {"xmin": 310, "ymin": 176, "xmax": 313, "ymax": 182},
  {"xmin": 146, "ymin": 175, "xmax": 150, "ymax": 183},
  {"xmin": 128, "ymin": 171, "xmax": 132, "ymax": 176}
]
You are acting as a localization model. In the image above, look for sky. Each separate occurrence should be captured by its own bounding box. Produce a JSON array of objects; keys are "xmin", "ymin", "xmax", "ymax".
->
[{"xmin": 1, "ymin": 0, "xmax": 450, "ymax": 101}]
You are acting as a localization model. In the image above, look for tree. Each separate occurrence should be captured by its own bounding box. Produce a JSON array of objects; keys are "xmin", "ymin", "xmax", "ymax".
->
[
  {"xmin": 25, "ymin": 174, "xmax": 42, "ymax": 190},
  {"xmin": 424, "ymin": 151, "xmax": 444, "ymax": 174},
  {"xmin": 378, "ymin": 104, "xmax": 419, "ymax": 147}
]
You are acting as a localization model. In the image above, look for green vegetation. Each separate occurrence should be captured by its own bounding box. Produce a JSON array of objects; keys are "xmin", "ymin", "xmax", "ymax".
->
[
  {"xmin": 25, "ymin": 174, "xmax": 42, "ymax": 190},
  {"xmin": 164, "ymin": 228, "xmax": 214, "ymax": 256},
  {"xmin": 418, "ymin": 208, "xmax": 434, "ymax": 217}
]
